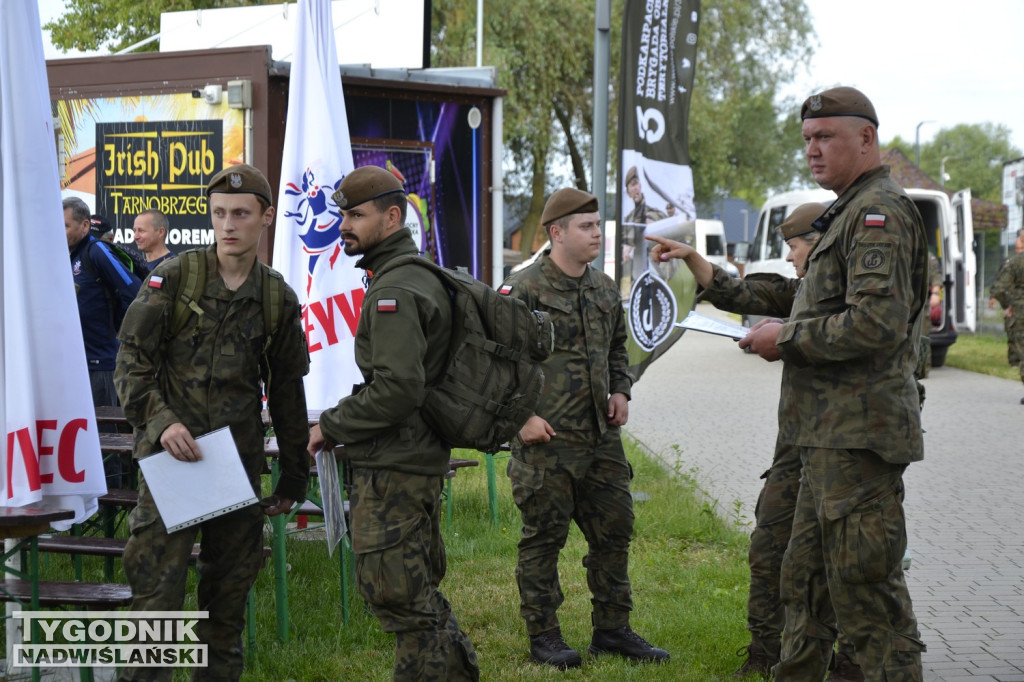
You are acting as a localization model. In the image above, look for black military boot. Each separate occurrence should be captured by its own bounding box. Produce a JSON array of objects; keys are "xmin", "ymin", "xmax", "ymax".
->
[
  {"xmin": 529, "ymin": 627, "xmax": 582, "ymax": 669},
  {"xmin": 732, "ymin": 643, "xmax": 779, "ymax": 677},
  {"xmin": 588, "ymin": 625, "xmax": 669, "ymax": 663},
  {"xmin": 825, "ymin": 650, "xmax": 865, "ymax": 682}
]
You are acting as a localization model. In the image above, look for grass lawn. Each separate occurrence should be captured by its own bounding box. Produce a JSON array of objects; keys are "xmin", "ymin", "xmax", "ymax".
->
[
  {"xmin": 944, "ymin": 332, "xmax": 1020, "ymax": 381},
  {"xmin": 23, "ymin": 439, "xmax": 753, "ymax": 681}
]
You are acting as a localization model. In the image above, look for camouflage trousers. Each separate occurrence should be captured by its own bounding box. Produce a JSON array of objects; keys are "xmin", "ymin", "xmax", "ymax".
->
[
  {"xmin": 348, "ymin": 467, "xmax": 479, "ymax": 682},
  {"xmin": 118, "ymin": 478, "xmax": 265, "ymax": 682},
  {"xmin": 1006, "ymin": 314, "xmax": 1023, "ymax": 377},
  {"xmin": 747, "ymin": 440, "xmax": 858, "ymax": 665},
  {"xmin": 508, "ymin": 428, "xmax": 634, "ymax": 635},
  {"xmin": 775, "ymin": 448, "xmax": 925, "ymax": 682}
]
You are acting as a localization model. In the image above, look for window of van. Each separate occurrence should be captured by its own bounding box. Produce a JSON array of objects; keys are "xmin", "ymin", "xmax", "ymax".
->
[
  {"xmin": 750, "ymin": 214, "xmax": 767, "ymax": 262},
  {"xmin": 706, "ymin": 234, "xmax": 725, "ymax": 256},
  {"xmin": 767, "ymin": 207, "xmax": 787, "ymax": 259}
]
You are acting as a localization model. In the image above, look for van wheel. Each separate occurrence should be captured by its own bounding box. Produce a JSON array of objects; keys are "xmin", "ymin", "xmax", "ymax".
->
[{"xmin": 931, "ymin": 344, "xmax": 949, "ymax": 368}]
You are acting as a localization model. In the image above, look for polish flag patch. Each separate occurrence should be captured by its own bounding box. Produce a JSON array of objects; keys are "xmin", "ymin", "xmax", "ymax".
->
[
  {"xmin": 498, "ymin": 284, "xmax": 513, "ymax": 295},
  {"xmin": 377, "ymin": 298, "xmax": 398, "ymax": 313},
  {"xmin": 864, "ymin": 214, "xmax": 886, "ymax": 227},
  {"xmin": 148, "ymin": 275, "xmax": 164, "ymax": 289}
]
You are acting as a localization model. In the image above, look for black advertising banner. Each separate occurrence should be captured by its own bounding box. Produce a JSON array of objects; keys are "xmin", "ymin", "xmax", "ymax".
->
[
  {"xmin": 617, "ymin": 0, "xmax": 701, "ymax": 378},
  {"xmin": 95, "ymin": 120, "xmax": 223, "ymax": 251}
]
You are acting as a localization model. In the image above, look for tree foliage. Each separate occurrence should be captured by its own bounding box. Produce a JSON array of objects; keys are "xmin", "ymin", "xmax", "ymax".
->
[
  {"xmin": 45, "ymin": 0, "xmax": 273, "ymax": 54},
  {"xmin": 885, "ymin": 124, "xmax": 1021, "ymax": 202},
  {"xmin": 432, "ymin": 0, "xmax": 598, "ymax": 255},
  {"xmin": 688, "ymin": 0, "xmax": 815, "ymax": 210},
  {"xmin": 433, "ymin": 0, "xmax": 815, "ymax": 254}
]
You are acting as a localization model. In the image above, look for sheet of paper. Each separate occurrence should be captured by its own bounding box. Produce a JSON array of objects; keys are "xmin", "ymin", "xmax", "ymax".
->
[
  {"xmin": 314, "ymin": 448, "xmax": 347, "ymax": 557},
  {"xmin": 138, "ymin": 427, "xmax": 258, "ymax": 532},
  {"xmin": 675, "ymin": 310, "xmax": 750, "ymax": 340}
]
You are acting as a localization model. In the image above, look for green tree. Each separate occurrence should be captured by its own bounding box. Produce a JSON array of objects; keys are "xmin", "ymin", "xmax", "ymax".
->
[
  {"xmin": 45, "ymin": 0, "xmax": 272, "ymax": 54},
  {"xmin": 688, "ymin": 0, "xmax": 815, "ymax": 210},
  {"xmin": 433, "ymin": 0, "xmax": 598, "ymax": 256},
  {"xmin": 884, "ymin": 125, "xmax": 1021, "ymax": 202},
  {"xmin": 919, "ymin": 124, "xmax": 1020, "ymax": 202}
]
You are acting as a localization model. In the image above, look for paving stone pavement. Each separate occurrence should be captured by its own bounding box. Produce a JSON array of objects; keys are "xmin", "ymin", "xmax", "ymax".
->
[{"xmin": 626, "ymin": 303, "xmax": 1024, "ymax": 681}]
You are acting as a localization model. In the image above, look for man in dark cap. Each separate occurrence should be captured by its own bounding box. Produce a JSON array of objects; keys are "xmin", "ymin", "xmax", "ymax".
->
[
  {"xmin": 622, "ymin": 165, "xmax": 670, "ymax": 282},
  {"xmin": 741, "ymin": 86, "xmax": 928, "ymax": 680},
  {"xmin": 647, "ymin": 204, "xmax": 864, "ymax": 681},
  {"xmin": 307, "ymin": 165, "xmax": 480, "ymax": 682},
  {"xmin": 114, "ymin": 163, "xmax": 311, "ymax": 681},
  {"xmin": 500, "ymin": 188, "xmax": 669, "ymax": 669}
]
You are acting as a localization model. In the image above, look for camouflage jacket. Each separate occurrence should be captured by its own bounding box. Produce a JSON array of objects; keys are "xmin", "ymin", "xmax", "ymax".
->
[
  {"xmin": 317, "ymin": 229, "xmax": 453, "ymax": 475},
  {"xmin": 115, "ymin": 245, "xmax": 311, "ymax": 501},
  {"xmin": 699, "ymin": 264, "xmax": 800, "ymax": 317},
  {"xmin": 991, "ymin": 252, "xmax": 1024, "ymax": 311},
  {"xmin": 777, "ymin": 166, "xmax": 929, "ymax": 464},
  {"xmin": 501, "ymin": 251, "xmax": 633, "ymax": 435}
]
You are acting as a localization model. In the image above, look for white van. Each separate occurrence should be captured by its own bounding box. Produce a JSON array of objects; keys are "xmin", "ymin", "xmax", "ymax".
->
[
  {"xmin": 646, "ymin": 216, "xmax": 737, "ymax": 275},
  {"xmin": 739, "ymin": 187, "xmax": 976, "ymax": 366}
]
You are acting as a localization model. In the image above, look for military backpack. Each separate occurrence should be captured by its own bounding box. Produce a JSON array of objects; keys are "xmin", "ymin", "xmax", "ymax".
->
[
  {"xmin": 374, "ymin": 255, "xmax": 554, "ymax": 453},
  {"xmin": 168, "ymin": 249, "xmax": 285, "ymax": 356}
]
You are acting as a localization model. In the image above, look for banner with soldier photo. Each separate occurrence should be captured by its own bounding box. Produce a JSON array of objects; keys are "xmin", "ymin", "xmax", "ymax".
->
[{"xmin": 617, "ymin": 0, "xmax": 701, "ymax": 378}]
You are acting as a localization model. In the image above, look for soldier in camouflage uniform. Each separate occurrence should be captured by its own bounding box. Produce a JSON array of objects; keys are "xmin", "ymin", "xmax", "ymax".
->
[
  {"xmin": 989, "ymin": 228, "xmax": 1024, "ymax": 402},
  {"xmin": 742, "ymin": 87, "xmax": 927, "ymax": 681},
  {"xmin": 622, "ymin": 165, "xmax": 670, "ymax": 282},
  {"xmin": 501, "ymin": 188, "xmax": 669, "ymax": 670},
  {"xmin": 307, "ymin": 166, "xmax": 479, "ymax": 682},
  {"xmin": 648, "ymin": 205, "xmax": 865, "ymax": 682},
  {"xmin": 114, "ymin": 164, "xmax": 311, "ymax": 681}
]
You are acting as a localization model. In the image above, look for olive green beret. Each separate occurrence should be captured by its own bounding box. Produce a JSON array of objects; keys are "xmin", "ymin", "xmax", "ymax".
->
[
  {"xmin": 801, "ymin": 86, "xmax": 878, "ymax": 127},
  {"xmin": 541, "ymin": 188, "xmax": 599, "ymax": 226},
  {"xmin": 779, "ymin": 202, "xmax": 827, "ymax": 240},
  {"xmin": 206, "ymin": 163, "xmax": 274, "ymax": 206},
  {"xmin": 331, "ymin": 165, "xmax": 405, "ymax": 209},
  {"xmin": 625, "ymin": 166, "xmax": 638, "ymax": 186}
]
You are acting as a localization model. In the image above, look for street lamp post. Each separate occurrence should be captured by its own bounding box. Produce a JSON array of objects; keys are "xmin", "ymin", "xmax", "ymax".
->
[
  {"xmin": 915, "ymin": 120, "xmax": 935, "ymax": 167},
  {"xmin": 740, "ymin": 208, "xmax": 749, "ymax": 243},
  {"xmin": 940, "ymin": 156, "xmax": 953, "ymax": 188}
]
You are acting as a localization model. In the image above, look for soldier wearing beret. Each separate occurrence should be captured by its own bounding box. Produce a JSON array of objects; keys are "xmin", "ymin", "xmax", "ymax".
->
[
  {"xmin": 647, "ymin": 205, "xmax": 864, "ymax": 680},
  {"xmin": 989, "ymin": 227, "xmax": 1024, "ymax": 402},
  {"xmin": 114, "ymin": 163, "xmax": 311, "ymax": 681},
  {"xmin": 307, "ymin": 165, "xmax": 479, "ymax": 682},
  {"xmin": 741, "ymin": 87, "xmax": 927, "ymax": 680},
  {"xmin": 500, "ymin": 188, "xmax": 669, "ymax": 669},
  {"xmin": 622, "ymin": 165, "xmax": 670, "ymax": 282}
]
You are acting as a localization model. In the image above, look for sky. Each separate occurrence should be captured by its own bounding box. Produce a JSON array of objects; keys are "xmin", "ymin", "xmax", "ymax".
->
[
  {"xmin": 785, "ymin": 0, "xmax": 1024, "ymax": 157},
  {"xmin": 38, "ymin": 0, "xmax": 1024, "ymax": 157}
]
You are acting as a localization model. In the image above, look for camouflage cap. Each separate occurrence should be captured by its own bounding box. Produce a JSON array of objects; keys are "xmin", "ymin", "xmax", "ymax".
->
[
  {"xmin": 541, "ymin": 188, "xmax": 599, "ymax": 226},
  {"xmin": 801, "ymin": 86, "xmax": 878, "ymax": 127},
  {"xmin": 331, "ymin": 165, "xmax": 405, "ymax": 209},
  {"xmin": 89, "ymin": 214, "xmax": 113, "ymax": 236},
  {"xmin": 780, "ymin": 202, "xmax": 827, "ymax": 240},
  {"xmin": 206, "ymin": 163, "xmax": 274, "ymax": 206},
  {"xmin": 625, "ymin": 166, "xmax": 639, "ymax": 186}
]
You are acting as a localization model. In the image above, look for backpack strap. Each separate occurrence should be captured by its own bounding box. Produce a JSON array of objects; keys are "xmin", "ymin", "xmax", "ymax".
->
[
  {"xmin": 262, "ymin": 267, "xmax": 284, "ymax": 351},
  {"xmin": 170, "ymin": 249, "xmax": 207, "ymax": 340}
]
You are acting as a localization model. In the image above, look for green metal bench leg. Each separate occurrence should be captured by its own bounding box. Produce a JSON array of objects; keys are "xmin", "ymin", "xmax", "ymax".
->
[
  {"xmin": 246, "ymin": 587, "xmax": 256, "ymax": 655},
  {"xmin": 445, "ymin": 476, "xmax": 454, "ymax": 532},
  {"xmin": 485, "ymin": 452, "xmax": 499, "ymax": 526},
  {"xmin": 270, "ymin": 505, "xmax": 289, "ymax": 643},
  {"xmin": 339, "ymin": 538, "xmax": 350, "ymax": 625}
]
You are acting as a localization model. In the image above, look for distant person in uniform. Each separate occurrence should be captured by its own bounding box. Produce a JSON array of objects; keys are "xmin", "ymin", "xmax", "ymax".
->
[
  {"xmin": 648, "ymin": 204, "xmax": 865, "ymax": 681},
  {"xmin": 741, "ymin": 86, "xmax": 927, "ymax": 681},
  {"xmin": 133, "ymin": 208, "xmax": 176, "ymax": 267},
  {"xmin": 501, "ymin": 188, "xmax": 669, "ymax": 670},
  {"xmin": 66, "ymin": 199, "xmax": 141, "ymax": 485},
  {"xmin": 989, "ymin": 227, "xmax": 1024, "ymax": 403},
  {"xmin": 114, "ymin": 164, "xmax": 311, "ymax": 681},
  {"xmin": 622, "ymin": 165, "xmax": 669, "ymax": 282},
  {"xmin": 307, "ymin": 166, "xmax": 480, "ymax": 682}
]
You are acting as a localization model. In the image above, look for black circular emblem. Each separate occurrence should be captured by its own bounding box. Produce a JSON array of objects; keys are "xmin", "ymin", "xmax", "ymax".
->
[
  {"xmin": 628, "ymin": 270, "xmax": 678, "ymax": 352},
  {"xmin": 862, "ymin": 248, "xmax": 884, "ymax": 270}
]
